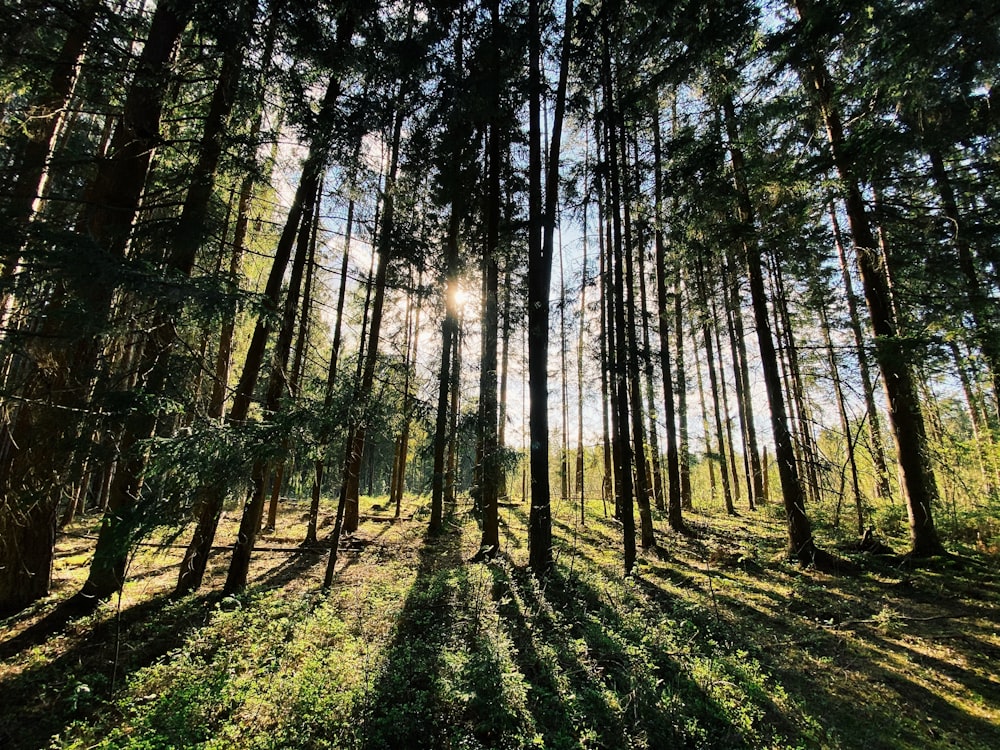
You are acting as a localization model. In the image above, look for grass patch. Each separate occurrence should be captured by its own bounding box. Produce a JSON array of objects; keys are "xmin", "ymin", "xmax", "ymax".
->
[{"xmin": 1, "ymin": 493, "xmax": 998, "ymax": 749}]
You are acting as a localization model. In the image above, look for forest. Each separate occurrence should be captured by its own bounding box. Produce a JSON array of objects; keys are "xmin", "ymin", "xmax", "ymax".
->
[{"xmin": 1, "ymin": 0, "xmax": 999, "ymax": 747}]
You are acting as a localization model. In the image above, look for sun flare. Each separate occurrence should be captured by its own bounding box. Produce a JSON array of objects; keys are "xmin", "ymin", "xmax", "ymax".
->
[{"xmin": 447, "ymin": 283, "xmax": 473, "ymax": 315}]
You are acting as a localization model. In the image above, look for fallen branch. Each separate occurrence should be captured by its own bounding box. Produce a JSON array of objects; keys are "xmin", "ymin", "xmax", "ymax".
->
[
  {"xmin": 833, "ymin": 613, "xmax": 968, "ymax": 628},
  {"xmin": 57, "ymin": 532, "xmax": 330, "ymax": 554}
]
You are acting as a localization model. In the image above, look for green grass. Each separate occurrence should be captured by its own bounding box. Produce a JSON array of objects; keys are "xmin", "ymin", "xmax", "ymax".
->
[{"xmin": 2, "ymin": 491, "xmax": 999, "ymax": 749}]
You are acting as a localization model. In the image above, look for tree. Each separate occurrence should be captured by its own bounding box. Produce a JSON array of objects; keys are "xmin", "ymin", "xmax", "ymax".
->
[
  {"xmin": 179, "ymin": 1, "xmax": 364, "ymax": 595},
  {"xmin": 791, "ymin": 0, "xmax": 945, "ymax": 556},
  {"xmin": 527, "ymin": 0, "xmax": 572, "ymax": 576},
  {"xmin": 80, "ymin": 0, "xmax": 259, "ymax": 603},
  {"xmin": 829, "ymin": 203, "xmax": 894, "ymax": 505},
  {"xmin": 324, "ymin": 0, "xmax": 424, "ymax": 586},
  {"xmin": 598, "ymin": 4, "xmax": 637, "ymax": 573},
  {"xmin": 652, "ymin": 108, "xmax": 685, "ymax": 532},
  {"xmin": 721, "ymin": 90, "xmax": 817, "ymax": 562},
  {"xmin": 0, "ymin": 0, "xmax": 196, "ymax": 614}
]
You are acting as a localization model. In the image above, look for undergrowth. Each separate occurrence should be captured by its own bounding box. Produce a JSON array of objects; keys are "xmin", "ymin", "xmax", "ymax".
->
[{"xmin": 0, "ymin": 493, "xmax": 997, "ymax": 749}]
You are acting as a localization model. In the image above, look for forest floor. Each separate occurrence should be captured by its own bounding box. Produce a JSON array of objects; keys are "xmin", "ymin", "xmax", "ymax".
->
[{"xmin": 1, "ymin": 493, "xmax": 999, "ymax": 749}]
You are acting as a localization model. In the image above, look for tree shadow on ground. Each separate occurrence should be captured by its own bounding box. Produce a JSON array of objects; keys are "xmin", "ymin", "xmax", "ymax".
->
[
  {"xmin": 0, "ymin": 590, "xmax": 216, "ymax": 750},
  {"xmin": 0, "ymin": 524, "xmax": 340, "ymax": 750},
  {"xmin": 637, "ymin": 549, "xmax": 1000, "ymax": 750},
  {"xmin": 759, "ymin": 620, "xmax": 1000, "ymax": 750},
  {"xmin": 350, "ymin": 525, "xmax": 471, "ymax": 749},
  {"xmin": 489, "ymin": 560, "xmax": 750, "ymax": 749},
  {"xmin": 487, "ymin": 560, "xmax": 620, "ymax": 749}
]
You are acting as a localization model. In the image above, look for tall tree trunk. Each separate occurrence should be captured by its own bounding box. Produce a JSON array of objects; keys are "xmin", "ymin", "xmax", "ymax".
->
[
  {"xmin": 430, "ymin": 209, "xmax": 460, "ymax": 533},
  {"xmin": 499, "ymin": 266, "xmax": 512, "ymax": 453},
  {"xmin": 559, "ymin": 230, "xmax": 571, "ymax": 503},
  {"xmin": 603, "ymin": 181, "xmax": 624, "ymax": 521},
  {"xmin": 600, "ymin": 13, "xmax": 636, "ymax": 572},
  {"xmin": 630, "ymin": 133, "xmax": 665, "ymax": 516},
  {"xmin": 773, "ymin": 256, "xmax": 823, "ymax": 508},
  {"xmin": 724, "ymin": 248, "xmax": 763, "ymax": 510},
  {"xmin": 336, "ymin": 171, "xmax": 396, "ymax": 535},
  {"xmin": 721, "ymin": 91, "xmax": 815, "ymax": 561},
  {"xmin": 447, "ymin": 315, "xmax": 463, "ymax": 507},
  {"xmin": 822, "ymin": 301, "xmax": 866, "ymax": 535},
  {"xmin": 768, "ymin": 255, "xmax": 822, "ymax": 507},
  {"xmin": 267, "ymin": 175, "xmax": 320, "ymax": 531},
  {"xmin": 766, "ymin": 253, "xmax": 804, "ymax": 496},
  {"xmin": 793, "ymin": 0, "xmax": 944, "ymax": 555},
  {"xmin": 596, "ymin": 136, "xmax": 615, "ymax": 517},
  {"xmin": 675, "ymin": 270, "xmax": 693, "ymax": 509},
  {"xmin": 637, "ymin": 218, "xmax": 665, "ymax": 514},
  {"xmin": 391, "ymin": 270, "xmax": 422, "ymax": 517},
  {"xmin": 324, "ymin": 3, "xmax": 415, "ymax": 582},
  {"xmin": 701, "ymin": 290, "xmax": 736, "ymax": 516},
  {"xmin": 618, "ymin": 130, "xmax": 654, "ymax": 548},
  {"xmin": 176, "ymin": 86, "xmax": 284, "ymax": 592},
  {"xmin": 479, "ymin": 97, "xmax": 502, "ymax": 555},
  {"xmin": 527, "ymin": 0, "xmax": 572, "ymax": 576},
  {"xmin": 176, "ymin": 11, "xmax": 355, "ymax": 594},
  {"xmin": 0, "ymin": 0, "xmax": 195, "ymax": 614},
  {"xmin": 711, "ymin": 289, "xmax": 743, "ymax": 509},
  {"xmin": 830, "ymin": 203, "xmax": 893, "ymax": 503},
  {"xmin": 430, "ymin": 6, "xmax": 469, "ymax": 533},
  {"xmin": 576, "ymin": 167, "xmax": 590, "ymax": 523},
  {"xmin": 723, "ymin": 278, "xmax": 753, "ymax": 509},
  {"xmin": 307, "ymin": 186, "xmax": 357, "ymax": 544},
  {"xmin": 175, "ymin": 186, "xmax": 248, "ymax": 591},
  {"xmin": 651, "ymin": 112, "xmax": 684, "ymax": 530},
  {"xmin": 691, "ymin": 315, "xmax": 716, "ymax": 505},
  {"xmin": 223, "ymin": 178, "xmax": 317, "ymax": 596}
]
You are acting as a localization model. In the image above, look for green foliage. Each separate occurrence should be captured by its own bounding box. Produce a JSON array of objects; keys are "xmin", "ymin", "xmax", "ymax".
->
[{"xmin": 9, "ymin": 493, "xmax": 997, "ymax": 750}]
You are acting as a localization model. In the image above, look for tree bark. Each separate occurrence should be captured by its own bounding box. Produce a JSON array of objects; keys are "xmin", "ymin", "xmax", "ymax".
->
[
  {"xmin": 596, "ymin": 129, "xmax": 615, "ymax": 518},
  {"xmin": 527, "ymin": 0, "xmax": 572, "ymax": 576},
  {"xmin": 651, "ymin": 112, "xmax": 684, "ymax": 530},
  {"xmin": 721, "ymin": 91, "xmax": 815, "ymax": 561},
  {"xmin": 479, "ymin": 95, "xmax": 502, "ymax": 554},
  {"xmin": 576, "ymin": 159, "xmax": 590, "ymax": 523},
  {"xmin": 223, "ymin": 178, "xmax": 316, "ymax": 596},
  {"xmin": 177, "ymin": 10, "xmax": 353, "ymax": 595},
  {"xmin": 559, "ymin": 231, "xmax": 571, "ymax": 504},
  {"xmin": 712, "ymin": 288, "xmax": 743, "ymax": 510},
  {"xmin": 830, "ymin": 203, "xmax": 893, "ymax": 503},
  {"xmin": 822, "ymin": 301, "xmax": 866, "ymax": 534},
  {"xmin": 600, "ymin": 13, "xmax": 636, "ymax": 572},
  {"xmin": 637, "ymin": 212, "xmax": 665, "ymax": 514},
  {"xmin": 325, "ymin": 4, "xmax": 415, "ymax": 581},
  {"xmin": 691, "ymin": 312, "xmax": 716, "ymax": 505},
  {"xmin": 772, "ymin": 254, "xmax": 823, "ymax": 507},
  {"xmin": 499, "ymin": 266, "xmax": 512, "ymax": 452},
  {"xmin": 702, "ymin": 288, "xmax": 736, "ymax": 516},
  {"xmin": 675, "ymin": 270, "xmax": 693, "ymax": 509},
  {"xmin": 430, "ymin": 206, "xmax": 460, "ymax": 533},
  {"xmin": 724, "ymin": 247, "xmax": 763, "ymax": 510},
  {"xmin": 390, "ymin": 270, "xmax": 422, "ymax": 517},
  {"xmin": 793, "ymin": 0, "xmax": 944, "ymax": 555},
  {"xmin": 0, "ymin": 0, "xmax": 194, "ymax": 614},
  {"xmin": 267, "ymin": 172, "xmax": 320, "ymax": 532},
  {"xmin": 307, "ymin": 184, "xmax": 357, "ymax": 544}
]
